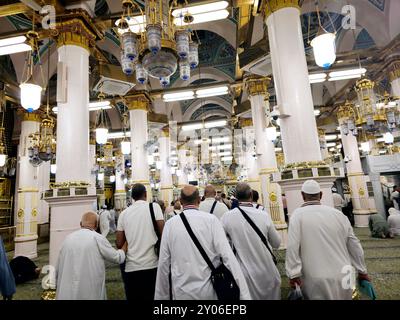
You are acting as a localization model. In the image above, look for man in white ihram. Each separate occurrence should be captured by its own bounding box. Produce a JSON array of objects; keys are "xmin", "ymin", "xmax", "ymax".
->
[
  {"xmin": 332, "ymin": 187, "xmax": 346, "ymax": 212},
  {"xmin": 56, "ymin": 212, "xmax": 126, "ymax": 300},
  {"xmin": 286, "ymin": 180, "xmax": 371, "ymax": 300},
  {"xmin": 98, "ymin": 204, "xmax": 111, "ymax": 237},
  {"xmin": 155, "ymin": 185, "xmax": 251, "ymax": 300},
  {"xmin": 199, "ymin": 184, "xmax": 230, "ymax": 219},
  {"xmin": 388, "ymin": 207, "xmax": 400, "ymax": 236},
  {"xmin": 221, "ymin": 182, "xmax": 281, "ymax": 299}
]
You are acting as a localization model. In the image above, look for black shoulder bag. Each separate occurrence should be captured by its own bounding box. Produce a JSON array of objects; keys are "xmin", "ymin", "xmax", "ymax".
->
[
  {"xmin": 150, "ymin": 203, "xmax": 161, "ymax": 256},
  {"xmin": 210, "ymin": 200, "xmax": 218, "ymax": 214},
  {"xmin": 180, "ymin": 212, "xmax": 240, "ymax": 301},
  {"xmin": 237, "ymin": 207, "xmax": 277, "ymax": 265}
]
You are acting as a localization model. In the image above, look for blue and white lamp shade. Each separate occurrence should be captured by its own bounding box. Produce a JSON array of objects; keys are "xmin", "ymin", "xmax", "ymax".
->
[{"xmin": 311, "ymin": 33, "xmax": 336, "ymax": 69}]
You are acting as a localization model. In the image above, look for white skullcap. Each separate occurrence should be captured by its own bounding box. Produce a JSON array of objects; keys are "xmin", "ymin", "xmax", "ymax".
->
[
  {"xmin": 389, "ymin": 207, "xmax": 400, "ymax": 215},
  {"xmin": 332, "ymin": 187, "xmax": 337, "ymax": 192},
  {"xmin": 301, "ymin": 180, "xmax": 321, "ymax": 194},
  {"xmin": 102, "ymin": 204, "xmax": 107, "ymax": 209}
]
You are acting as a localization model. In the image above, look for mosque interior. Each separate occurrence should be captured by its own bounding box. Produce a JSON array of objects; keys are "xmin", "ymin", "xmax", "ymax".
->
[{"xmin": 0, "ymin": 0, "xmax": 399, "ymax": 299}]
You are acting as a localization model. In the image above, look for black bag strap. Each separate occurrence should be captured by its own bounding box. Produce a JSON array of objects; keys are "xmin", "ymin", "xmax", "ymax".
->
[
  {"xmin": 237, "ymin": 207, "xmax": 277, "ymax": 264},
  {"xmin": 180, "ymin": 212, "xmax": 215, "ymax": 272},
  {"xmin": 256, "ymin": 204, "xmax": 261, "ymax": 209},
  {"xmin": 210, "ymin": 200, "xmax": 218, "ymax": 214},
  {"xmin": 150, "ymin": 203, "xmax": 160, "ymax": 240}
]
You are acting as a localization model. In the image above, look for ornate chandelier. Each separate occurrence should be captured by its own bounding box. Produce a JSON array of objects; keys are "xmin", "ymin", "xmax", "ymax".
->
[
  {"xmin": 28, "ymin": 116, "xmax": 56, "ymax": 165},
  {"xmin": 378, "ymin": 92, "xmax": 400, "ymax": 130},
  {"xmin": 337, "ymin": 78, "xmax": 400, "ymax": 137},
  {"xmin": 354, "ymin": 78, "xmax": 387, "ymax": 133},
  {"xmin": 28, "ymin": 44, "xmax": 56, "ymax": 165},
  {"xmin": 116, "ymin": 0, "xmax": 199, "ymax": 87},
  {"xmin": 337, "ymin": 100, "xmax": 357, "ymax": 136}
]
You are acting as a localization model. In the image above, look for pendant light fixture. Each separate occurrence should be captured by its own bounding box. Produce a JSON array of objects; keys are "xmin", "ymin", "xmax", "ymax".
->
[
  {"xmin": 383, "ymin": 132, "xmax": 394, "ymax": 144},
  {"xmin": 27, "ymin": 39, "xmax": 56, "ymax": 165},
  {"xmin": 96, "ymin": 95, "xmax": 108, "ymax": 145},
  {"xmin": 120, "ymin": 111, "xmax": 130, "ymax": 155},
  {"xmin": 20, "ymin": 15, "xmax": 44, "ymax": 112},
  {"xmin": 308, "ymin": 3, "xmax": 337, "ymax": 69},
  {"xmin": 0, "ymin": 110, "xmax": 7, "ymax": 167}
]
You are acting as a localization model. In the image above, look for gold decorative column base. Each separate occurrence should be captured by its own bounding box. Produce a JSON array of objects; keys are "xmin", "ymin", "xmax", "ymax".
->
[
  {"xmin": 41, "ymin": 289, "xmax": 56, "ymax": 300},
  {"xmin": 259, "ymin": 171, "xmax": 287, "ymax": 249},
  {"xmin": 347, "ymin": 173, "xmax": 376, "ymax": 227}
]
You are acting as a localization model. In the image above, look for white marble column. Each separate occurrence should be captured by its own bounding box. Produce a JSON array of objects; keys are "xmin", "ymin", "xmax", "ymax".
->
[
  {"xmin": 46, "ymin": 23, "xmax": 97, "ymax": 267},
  {"xmin": 265, "ymin": 1, "xmax": 335, "ymax": 215},
  {"xmin": 128, "ymin": 95, "xmax": 152, "ymax": 199},
  {"xmin": 245, "ymin": 79, "xmax": 288, "ymax": 248},
  {"xmin": 114, "ymin": 152, "xmax": 126, "ymax": 212},
  {"xmin": 89, "ymin": 137, "xmax": 97, "ymax": 189},
  {"xmin": 14, "ymin": 113, "xmax": 41, "ymax": 259},
  {"xmin": 177, "ymin": 146, "xmax": 188, "ymax": 187},
  {"xmin": 159, "ymin": 126, "xmax": 173, "ymax": 206},
  {"xmin": 37, "ymin": 161, "xmax": 50, "ymax": 225},
  {"xmin": 318, "ymin": 129, "xmax": 330, "ymax": 161},
  {"xmin": 390, "ymin": 60, "xmax": 400, "ymax": 147},
  {"xmin": 89, "ymin": 137, "xmax": 97, "ymax": 210},
  {"xmin": 241, "ymin": 119, "xmax": 261, "ymax": 195},
  {"xmin": 339, "ymin": 115, "xmax": 376, "ymax": 227},
  {"xmin": 56, "ymin": 46, "xmax": 90, "ymax": 184}
]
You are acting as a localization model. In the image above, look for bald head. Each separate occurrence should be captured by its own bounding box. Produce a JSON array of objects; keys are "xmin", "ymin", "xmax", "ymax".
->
[
  {"xmin": 81, "ymin": 211, "xmax": 98, "ymax": 230},
  {"xmin": 180, "ymin": 185, "xmax": 200, "ymax": 206},
  {"xmin": 235, "ymin": 182, "xmax": 252, "ymax": 202},
  {"xmin": 204, "ymin": 184, "xmax": 216, "ymax": 198}
]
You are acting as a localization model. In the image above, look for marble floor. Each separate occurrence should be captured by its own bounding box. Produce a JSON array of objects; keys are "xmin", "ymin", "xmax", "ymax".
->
[{"xmin": 6, "ymin": 228, "xmax": 400, "ymax": 300}]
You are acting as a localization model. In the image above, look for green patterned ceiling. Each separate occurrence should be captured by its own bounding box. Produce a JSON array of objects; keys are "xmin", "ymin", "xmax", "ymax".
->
[
  {"xmin": 190, "ymin": 103, "xmax": 229, "ymax": 120},
  {"xmin": 196, "ymin": 30, "xmax": 236, "ymax": 80}
]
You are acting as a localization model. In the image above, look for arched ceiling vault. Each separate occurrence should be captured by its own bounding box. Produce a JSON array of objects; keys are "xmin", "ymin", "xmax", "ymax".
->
[
  {"xmin": 301, "ymin": 0, "xmax": 390, "ymax": 46},
  {"xmin": 183, "ymin": 97, "xmax": 232, "ymax": 122}
]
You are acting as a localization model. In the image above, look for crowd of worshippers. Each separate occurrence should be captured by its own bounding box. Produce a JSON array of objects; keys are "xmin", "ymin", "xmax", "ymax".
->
[
  {"xmin": 53, "ymin": 180, "xmax": 375, "ymax": 300},
  {"xmin": 3, "ymin": 180, "xmax": 399, "ymax": 300}
]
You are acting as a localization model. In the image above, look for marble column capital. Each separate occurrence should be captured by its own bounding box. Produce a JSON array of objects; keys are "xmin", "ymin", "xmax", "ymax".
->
[
  {"xmin": 244, "ymin": 76, "xmax": 271, "ymax": 97},
  {"xmin": 126, "ymin": 94, "xmax": 150, "ymax": 112},
  {"xmin": 239, "ymin": 118, "xmax": 253, "ymax": 128},
  {"xmin": 52, "ymin": 18, "xmax": 97, "ymax": 52},
  {"xmin": 337, "ymin": 100, "xmax": 355, "ymax": 122},
  {"xmin": 19, "ymin": 111, "xmax": 41, "ymax": 122},
  {"xmin": 318, "ymin": 128, "xmax": 325, "ymax": 137},
  {"xmin": 161, "ymin": 126, "xmax": 170, "ymax": 137},
  {"xmin": 264, "ymin": 0, "xmax": 300, "ymax": 18}
]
